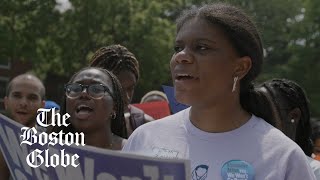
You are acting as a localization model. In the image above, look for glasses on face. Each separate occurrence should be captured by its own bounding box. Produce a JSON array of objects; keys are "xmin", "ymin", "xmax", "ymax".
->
[{"xmin": 65, "ymin": 83, "xmax": 113, "ymax": 99}]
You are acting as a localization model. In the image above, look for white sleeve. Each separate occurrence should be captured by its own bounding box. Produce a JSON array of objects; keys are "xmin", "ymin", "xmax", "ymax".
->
[
  {"xmin": 285, "ymin": 148, "xmax": 316, "ymax": 180},
  {"xmin": 121, "ymin": 126, "xmax": 142, "ymax": 152}
]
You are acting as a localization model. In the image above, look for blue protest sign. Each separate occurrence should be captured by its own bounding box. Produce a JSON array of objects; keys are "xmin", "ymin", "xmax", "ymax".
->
[
  {"xmin": 0, "ymin": 114, "xmax": 49, "ymax": 180},
  {"xmin": 47, "ymin": 144, "xmax": 190, "ymax": 180},
  {"xmin": 162, "ymin": 85, "xmax": 189, "ymax": 114},
  {"xmin": 0, "ymin": 113, "xmax": 191, "ymax": 180}
]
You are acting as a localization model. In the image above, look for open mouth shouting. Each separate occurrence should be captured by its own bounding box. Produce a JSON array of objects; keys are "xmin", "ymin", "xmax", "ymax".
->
[{"xmin": 75, "ymin": 104, "xmax": 94, "ymax": 120}]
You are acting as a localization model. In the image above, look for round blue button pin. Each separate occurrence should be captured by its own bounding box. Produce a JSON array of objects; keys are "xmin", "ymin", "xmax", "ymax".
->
[{"xmin": 221, "ymin": 160, "xmax": 254, "ymax": 180}]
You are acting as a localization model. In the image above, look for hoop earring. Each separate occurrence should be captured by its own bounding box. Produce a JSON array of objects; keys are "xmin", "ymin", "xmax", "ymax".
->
[{"xmin": 232, "ymin": 76, "xmax": 239, "ymax": 92}]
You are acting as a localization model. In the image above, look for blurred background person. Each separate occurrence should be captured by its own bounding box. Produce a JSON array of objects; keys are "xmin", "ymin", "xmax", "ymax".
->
[
  {"xmin": 90, "ymin": 44, "xmax": 153, "ymax": 137},
  {"xmin": 140, "ymin": 90, "xmax": 168, "ymax": 103},
  {"xmin": 4, "ymin": 73, "xmax": 45, "ymax": 127},
  {"xmin": 135, "ymin": 90, "xmax": 171, "ymax": 120},
  {"xmin": 312, "ymin": 118, "xmax": 320, "ymax": 160},
  {"xmin": 257, "ymin": 78, "xmax": 320, "ymax": 178},
  {"xmin": 1, "ymin": 73, "xmax": 46, "ymax": 180}
]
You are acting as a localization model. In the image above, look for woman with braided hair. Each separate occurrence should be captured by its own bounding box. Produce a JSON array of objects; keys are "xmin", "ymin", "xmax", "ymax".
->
[
  {"xmin": 257, "ymin": 78, "xmax": 320, "ymax": 178},
  {"xmin": 123, "ymin": 2, "xmax": 316, "ymax": 179},
  {"xmin": 90, "ymin": 44, "xmax": 154, "ymax": 137}
]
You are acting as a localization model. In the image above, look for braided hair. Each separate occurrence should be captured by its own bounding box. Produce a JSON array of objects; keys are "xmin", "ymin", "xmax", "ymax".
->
[
  {"xmin": 53, "ymin": 67, "xmax": 127, "ymax": 139},
  {"xmin": 90, "ymin": 44, "xmax": 139, "ymax": 81},
  {"xmin": 261, "ymin": 78, "xmax": 312, "ymax": 156}
]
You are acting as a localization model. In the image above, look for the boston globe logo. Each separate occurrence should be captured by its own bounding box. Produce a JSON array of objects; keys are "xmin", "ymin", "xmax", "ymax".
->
[{"xmin": 20, "ymin": 108, "xmax": 85, "ymax": 168}]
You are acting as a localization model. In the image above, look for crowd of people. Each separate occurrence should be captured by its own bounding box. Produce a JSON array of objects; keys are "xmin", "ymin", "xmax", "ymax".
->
[{"xmin": 1, "ymin": 2, "xmax": 319, "ymax": 180}]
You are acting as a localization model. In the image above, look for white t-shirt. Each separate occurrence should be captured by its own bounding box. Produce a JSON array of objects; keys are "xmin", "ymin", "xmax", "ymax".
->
[{"xmin": 123, "ymin": 108, "xmax": 316, "ymax": 180}]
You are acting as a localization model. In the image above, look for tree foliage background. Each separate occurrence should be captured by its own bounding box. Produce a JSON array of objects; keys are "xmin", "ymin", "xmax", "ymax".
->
[{"xmin": 0, "ymin": 0, "xmax": 319, "ymax": 117}]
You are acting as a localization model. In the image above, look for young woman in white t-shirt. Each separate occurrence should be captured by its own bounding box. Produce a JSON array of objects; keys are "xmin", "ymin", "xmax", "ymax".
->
[{"xmin": 123, "ymin": 3, "xmax": 316, "ymax": 179}]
